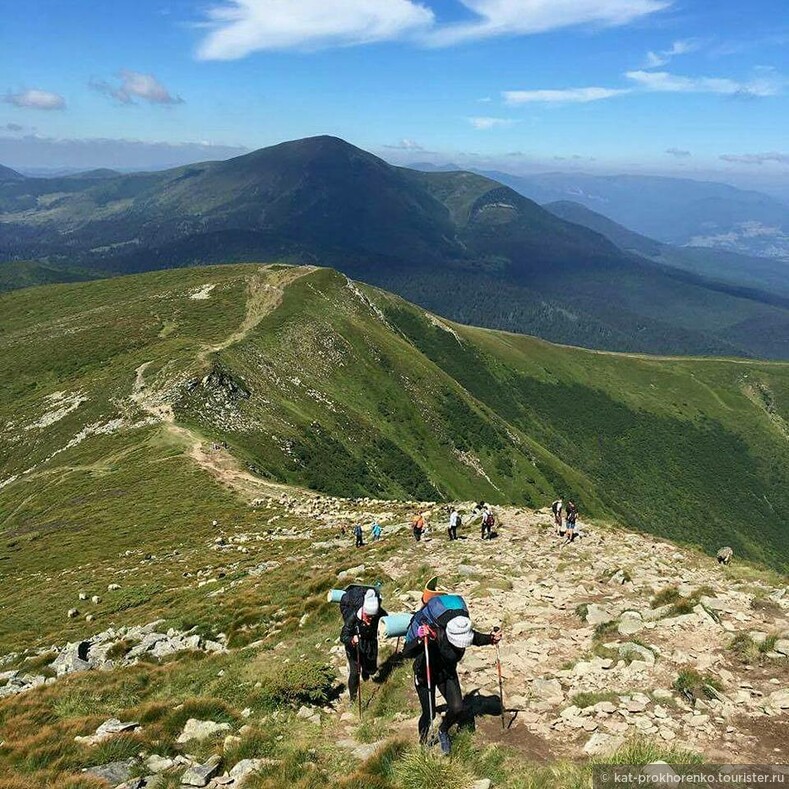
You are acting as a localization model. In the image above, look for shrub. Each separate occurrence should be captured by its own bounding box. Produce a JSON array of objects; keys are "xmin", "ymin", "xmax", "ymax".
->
[
  {"xmin": 571, "ymin": 691, "xmax": 619, "ymax": 709},
  {"xmin": 392, "ymin": 747, "xmax": 475, "ymax": 789},
  {"xmin": 255, "ymin": 661, "xmax": 336, "ymax": 707},
  {"xmin": 593, "ymin": 621, "xmax": 618, "ymax": 641},
  {"xmin": 673, "ymin": 669, "xmax": 723, "ymax": 701},
  {"xmin": 729, "ymin": 633, "xmax": 759, "ymax": 664}
]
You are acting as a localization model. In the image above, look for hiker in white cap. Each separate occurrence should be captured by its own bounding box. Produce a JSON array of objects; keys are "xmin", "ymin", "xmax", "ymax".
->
[
  {"xmin": 340, "ymin": 588, "xmax": 387, "ymax": 701},
  {"xmin": 401, "ymin": 611, "xmax": 502, "ymax": 754}
]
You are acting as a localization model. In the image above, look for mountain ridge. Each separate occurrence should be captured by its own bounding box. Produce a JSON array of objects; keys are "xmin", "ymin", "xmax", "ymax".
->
[{"xmin": 1, "ymin": 136, "xmax": 788, "ymax": 359}]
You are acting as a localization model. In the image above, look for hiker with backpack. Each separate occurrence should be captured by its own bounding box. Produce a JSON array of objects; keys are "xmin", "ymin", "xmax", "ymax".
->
[
  {"xmin": 412, "ymin": 513, "xmax": 426, "ymax": 542},
  {"xmin": 563, "ymin": 501, "xmax": 578, "ymax": 543},
  {"xmin": 447, "ymin": 508, "xmax": 461, "ymax": 541},
  {"xmin": 339, "ymin": 587, "xmax": 388, "ymax": 703},
  {"xmin": 353, "ymin": 523, "xmax": 364, "ymax": 548},
  {"xmin": 479, "ymin": 504, "xmax": 495, "ymax": 540},
  {"xmin": 551, "ymin": 498, "xmax": 564, "ymax": 535},
  {"xmin": 402, "ymin": 594, "xmax": 502, "ymax": 754},
  {"xmin": 371, "ymin": 522, "xmax": 382, "ymax": 541}
]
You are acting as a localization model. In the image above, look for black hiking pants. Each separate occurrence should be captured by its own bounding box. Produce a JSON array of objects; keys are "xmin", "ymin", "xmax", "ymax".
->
[
  {"xmin": 447, "ymin": 525, "xmax": 457, "ymax": 541},
  {"xmin": 416, "ymin": 673, "xmax": 464, "ymax": 741},
  {"xmin": 346, "ymin": 646, "xmax": 372, "ymax": 700},
  {"xmin": 355, "ymin": 533, "xmax": 363, "ymax": 547}
]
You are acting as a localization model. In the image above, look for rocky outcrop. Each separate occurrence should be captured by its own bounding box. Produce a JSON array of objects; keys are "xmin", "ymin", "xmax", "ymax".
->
[{"xmin": 0, "ymin": 621, "xmax": 227, "ymax": 699}]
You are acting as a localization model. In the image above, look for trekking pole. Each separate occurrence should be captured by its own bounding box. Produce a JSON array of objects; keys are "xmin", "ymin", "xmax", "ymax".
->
[
  {"xmin": 356, "ymin": 639, "xmax": 363, "ymax": 721},
  {"xmin": 424, "ymin": 636, "xmax": 437, "ymax": 745},
  {"xmin": 493, "ymin": 627, "xmax": 505, "ymax": 730}
]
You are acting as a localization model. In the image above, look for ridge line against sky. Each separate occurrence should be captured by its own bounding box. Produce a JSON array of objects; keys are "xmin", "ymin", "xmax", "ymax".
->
[{"xmin": 1, "ymin": 0, "xmax": 788, "ymax": 190}]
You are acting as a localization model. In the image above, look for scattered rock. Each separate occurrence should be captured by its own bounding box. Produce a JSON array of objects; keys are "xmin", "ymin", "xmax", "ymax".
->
[
  {"xmin": 176, "ymin": 718, "xmax": 231, "ymax": 744},
  {"xmin": 181, "ymin": 755, "xmax": 221, "ymax": 786},
  {"xmin": 229, "ymin": 758, "xmax": 274, "ymax": 783},
  {"xmin": 75, "ymin": 717, "xmax": 140, "ymax": 746},
  {"xmin": 531, "ymin": 678, "xmax": 564, "ymax": 703},
  {"xmin": 585, "ymin": 604, "xmax": 614, "ymax": 626},
  {"xmin": 583, "ymin": 732, "xmax": 625, "ymax": 756},
  {"xmin": 85, "ymin": 759, "xmax": 136, "ymax": 784}
]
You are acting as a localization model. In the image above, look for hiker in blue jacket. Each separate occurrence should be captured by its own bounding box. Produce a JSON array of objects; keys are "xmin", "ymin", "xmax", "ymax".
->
[{"xmin": 401, "ymin": 613, "xmax": 502, "ymax": 754}]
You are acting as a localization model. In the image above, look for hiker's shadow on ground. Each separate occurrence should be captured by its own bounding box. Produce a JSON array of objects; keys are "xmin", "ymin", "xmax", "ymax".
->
[
  {"xmin": 374, "ymin": 650, "xmax": 405, "ymax": 684},
  {"xmin": 432, "ymin": 690, "xmax": 505, "ymax": 732}
]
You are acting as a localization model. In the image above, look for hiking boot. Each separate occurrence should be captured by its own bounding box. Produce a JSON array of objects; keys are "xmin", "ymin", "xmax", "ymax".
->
[{"xmin": 437, "ymin": 729, "xmax": 451, "ymax": 755}]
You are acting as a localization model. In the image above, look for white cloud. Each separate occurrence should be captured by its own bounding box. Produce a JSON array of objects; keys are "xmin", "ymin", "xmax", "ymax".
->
[
  {"xmin": 625, "ymin": 69, "xmax": 782, "ymax": 97},
  {"xmin": 4, "ymin": 89, "xmax": 66, "ymax": 110},
  {"xmin": 384, "ymin": 138, "xmax": 426, "ymax": 150},
  {"xmin": 643, "ymin": 38, "xmax": 699, "ymax": 68},
  {"xmin": 196, "ymin": 0, "xmax": 668, "ymax": 58},
  {"xmin": 427, "ymin": 0, "xmax": 670, "ymax": 46},
  {"xmin": 467, "ymin": 116, "xmax": 514, "ymax": 129},
  {"xmin": 197, "ymin": 0, "xmax": 434, "ymax": 59},
  {"xmin": 665, "ymin": 147, "xmax": 691, "ymax": 158},
  {"xmin": 720, "ymin": 152, "xmax": 789, "ymax": 165},
  {"xmin": 503, "ymin": 86, "xmax": 629, "ymax": 104},
  {"xmin": 91, "ymin": 70, "xmax": 183, "ymax": 105}
]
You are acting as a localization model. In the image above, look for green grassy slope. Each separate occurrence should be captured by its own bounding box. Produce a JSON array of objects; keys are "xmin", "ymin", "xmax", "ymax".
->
[{"xmin": 1, "ymin": 264, "xmax": 787, "ymax": 572}]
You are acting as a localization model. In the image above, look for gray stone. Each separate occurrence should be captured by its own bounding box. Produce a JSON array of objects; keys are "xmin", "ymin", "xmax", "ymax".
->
[
  {"xmin": 351, "ymin": 742, "xmax": 383, "ymax": 760},
  {"xmin": 181, "ymin": 755, "xmax": 221, "ymax": 786},
  {"xmin": 471, "ymin": 781, "xmax": 492, "ymax": 789},
  {"xmin": 146, "ymin": 754, "xmax": 175, "ymax": 772},
  {"xmin": 768, "ymin": 689, "xmax": 789, "ymax": 709},
  {"xmin": 773, "ymin": 640, "xmax": 789, "ymax": 657},
  {"xmin": 53, "ymin": 641, "xmax": 92, "ymax": 676},
  {"xmin": 85, "ymin": 759, "xmax": 136, "ymax": 784},
  {"xmin": 583, "ymin": 732, "xmax": 625, "ymax": 756},
  {"xmin": 585, "ymin": 604, "xmax": 614, "ymax": 626},
  {"xmin": 229, "ymin": 758, "xmax": 273, "ymax": 783},
  {"xmin": 617, "ymin": 642, "xmax": 656, "ymax": 667},
  {"xmin": 457, "ymin": 564, "xmax": 479, "ymax": 576},
  {"xmin": 531, "ymin": 678, "xmax": 563, "ymax": 703},
  {"xmin": 176, "ymin": 718, "xmax": 231, "ymax": 744}
]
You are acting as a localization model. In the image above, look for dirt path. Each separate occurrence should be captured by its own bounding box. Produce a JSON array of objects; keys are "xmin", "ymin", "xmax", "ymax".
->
[{"xmin": 130, "ymin": 265, "xmax": 315, "ymax": 500}]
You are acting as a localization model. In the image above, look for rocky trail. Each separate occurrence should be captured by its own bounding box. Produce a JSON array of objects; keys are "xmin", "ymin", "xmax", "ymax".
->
[
  {"xmin": 2, "ymin": 496, "xmax": 788, "ymax": 788},
  {"xmin": 324, "ymin": 506, "xmax": 789, "ymax": 766}
]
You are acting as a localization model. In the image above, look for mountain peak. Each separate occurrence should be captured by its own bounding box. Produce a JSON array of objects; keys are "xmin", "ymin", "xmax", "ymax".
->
[{"xmin": 0, "ymin": 163, "xmax": 25, "ymax": 181}]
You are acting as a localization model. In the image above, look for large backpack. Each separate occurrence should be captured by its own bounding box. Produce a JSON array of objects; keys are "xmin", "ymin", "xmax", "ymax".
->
[
  {"xmin": 405, "ymin": 594, "xmax": 469, "ymax": 643},
  {"xmin": 340, "ymin": 584, "xmax": 381, "ymax": 622}
]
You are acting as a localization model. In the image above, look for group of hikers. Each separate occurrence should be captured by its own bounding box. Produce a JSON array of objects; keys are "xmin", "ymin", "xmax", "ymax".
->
[
  {"xmin": 336, "ymin": 496, "xmax": 580, "ymax": 752},
  {"xmin": 338, "ymin": 583, "xmax": 501, "ymax": 755},
  {"xmin": 551, "ymin": 497, "xmax": 579, "ymax": 544},
  {"xmin": 414, "ymin": 501, "xmax": 497, "ymax": 543}
]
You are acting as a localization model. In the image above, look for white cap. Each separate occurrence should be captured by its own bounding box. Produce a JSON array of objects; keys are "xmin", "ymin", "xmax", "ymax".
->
[
  {"xmin": 359, "ymin": 589, "xmax": 379, "ymax": 618},
  {"xmin": 446, "ymin": 615, "xmax": 474, "ymax": 649}
]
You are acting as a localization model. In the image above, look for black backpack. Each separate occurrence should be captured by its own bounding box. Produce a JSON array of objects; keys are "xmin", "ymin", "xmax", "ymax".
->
[{"xmin": 339, "ymin": 584, "xmax": 381, "ymax": 622}]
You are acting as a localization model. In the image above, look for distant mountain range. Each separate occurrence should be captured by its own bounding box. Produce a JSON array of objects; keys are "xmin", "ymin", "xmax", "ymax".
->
[
  {"xmin": 544, "ymin": 200, "xmax": 789, "ymax": 300},
  {"xmin": 1, "ymin": 135, "xmax": 788, "ymax": 359},
  {"xmin": 475, "ymin": 169, "xmax": 789, "ymax": 262}
]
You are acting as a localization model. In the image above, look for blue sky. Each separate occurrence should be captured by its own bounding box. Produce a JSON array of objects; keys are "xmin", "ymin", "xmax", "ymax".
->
[{"xmin": 1, "ymin": 0, "xmax": 788, "ymax": 187}]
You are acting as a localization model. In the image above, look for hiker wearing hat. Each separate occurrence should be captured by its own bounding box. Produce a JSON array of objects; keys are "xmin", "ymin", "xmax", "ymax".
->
[
  {"xmin": 340, "ymin": 589, "xmax": 388, "ymax": 701},
  {"xmin": 401, "ymin": 612, "xmax": 502, "ymax": 754}
]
